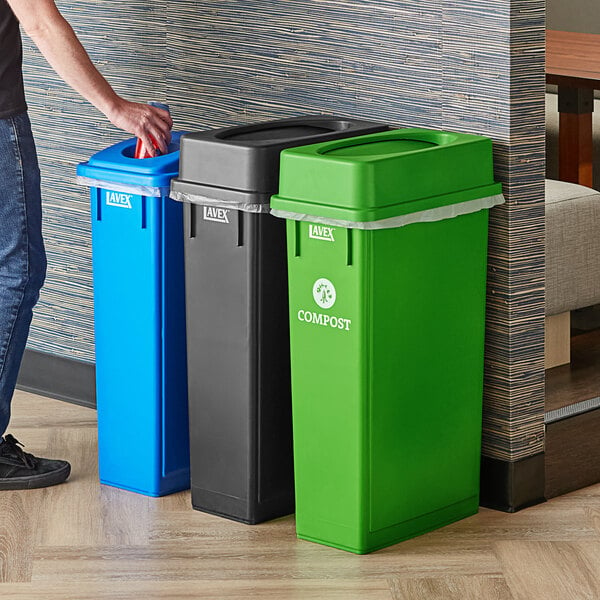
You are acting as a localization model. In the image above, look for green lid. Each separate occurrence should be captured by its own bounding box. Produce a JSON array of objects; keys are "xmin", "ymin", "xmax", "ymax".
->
[{"xmin": 270, "ymin": 128, "xmax": 502, "ymax": 222}]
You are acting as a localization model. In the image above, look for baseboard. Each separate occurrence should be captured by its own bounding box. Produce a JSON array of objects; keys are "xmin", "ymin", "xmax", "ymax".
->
[
  {"xmin": 545, "ymin": 407, "xmax": 600, "ymax": 499},
  {"xmin": 480, "ymin": 453, "xmax": 546, "ymax": 512},
  {"xmin": 16, "ymin": 349, "xmax": 96, "ymax": 409}
]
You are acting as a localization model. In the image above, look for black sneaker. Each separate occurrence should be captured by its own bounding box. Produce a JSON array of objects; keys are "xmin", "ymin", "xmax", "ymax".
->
[{"xmin": 0, "ymin": 434, "xmax": 71, "ymax": 490}]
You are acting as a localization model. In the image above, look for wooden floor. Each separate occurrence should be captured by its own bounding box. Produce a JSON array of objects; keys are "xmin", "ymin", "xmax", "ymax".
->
[{"xmin": 1, "ymin": 391, "xmax": 600, "ymax": 599}]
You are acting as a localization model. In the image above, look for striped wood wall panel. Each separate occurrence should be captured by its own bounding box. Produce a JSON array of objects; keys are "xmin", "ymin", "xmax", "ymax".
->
[
  {"xmin": 22, "ymin": 0, "xmax": 168, "ymax": 361},
  {"xmin": 441, "ymin": 2, "xmax": 546, "ymax": 460},
  {"xmin": 21, "ymin": 0, "xmax": 545, "ymax": 461}
]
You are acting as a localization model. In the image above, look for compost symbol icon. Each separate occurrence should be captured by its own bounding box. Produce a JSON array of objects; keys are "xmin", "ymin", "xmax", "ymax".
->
[{"xmin": 313, "ymin": 278, "xmax": 336, "ymax": 309}]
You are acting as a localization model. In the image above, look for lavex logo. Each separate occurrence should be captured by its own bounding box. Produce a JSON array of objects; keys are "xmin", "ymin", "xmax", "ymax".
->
[
  {"xmin": 106, "ymin": 191, "xmax": 132, "ymax": 209},
  {"xmin": 309, "ymin": 224, "xmax": 335, "ymax": 242},
  {"xmin": 203, "ymin": 206, "xmax": 230, "ymax": 224}
]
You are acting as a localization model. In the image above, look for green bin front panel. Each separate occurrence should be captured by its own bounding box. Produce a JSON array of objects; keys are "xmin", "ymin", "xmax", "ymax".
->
[{"xmin": 286, "ymin": 210, "xmax": 489, "ymax": 554}]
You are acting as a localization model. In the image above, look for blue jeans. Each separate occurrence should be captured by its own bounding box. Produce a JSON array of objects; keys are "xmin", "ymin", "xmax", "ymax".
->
[{"xmin": 0, "ymin": 112, "xmax": 46, "ymax": 437}]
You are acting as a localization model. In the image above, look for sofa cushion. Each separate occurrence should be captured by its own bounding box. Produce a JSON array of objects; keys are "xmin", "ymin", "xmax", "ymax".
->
[{"xmin": 546, "ymin": 179, "xmax": 600, "ymax": 315}]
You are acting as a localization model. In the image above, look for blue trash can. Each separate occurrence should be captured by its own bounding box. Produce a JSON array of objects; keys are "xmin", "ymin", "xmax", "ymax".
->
[{"xmin": 77, "ymin": 132, "xmax": 189, "ymax": 496}]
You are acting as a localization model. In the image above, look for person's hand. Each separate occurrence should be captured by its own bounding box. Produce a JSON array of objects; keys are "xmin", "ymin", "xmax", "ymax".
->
[{"xmin": 106, "ymin": 98, "xmax": 173, "ymax": 156}]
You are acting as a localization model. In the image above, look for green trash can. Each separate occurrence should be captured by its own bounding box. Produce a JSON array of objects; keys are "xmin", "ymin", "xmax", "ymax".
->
[{"xmin": 270, "ymin": 128, "xmax": 504, "ymax": 554}]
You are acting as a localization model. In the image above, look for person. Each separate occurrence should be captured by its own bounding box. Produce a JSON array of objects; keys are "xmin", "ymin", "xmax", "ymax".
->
[{"xmin": 0, "ymin": 0, "xmax": 172, "ymax": 489}]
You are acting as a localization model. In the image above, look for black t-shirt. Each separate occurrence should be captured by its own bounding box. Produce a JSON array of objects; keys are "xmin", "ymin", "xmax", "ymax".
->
[{"xmin": 0, "ymin": 0, "xmax": 27, "ymax": 118}]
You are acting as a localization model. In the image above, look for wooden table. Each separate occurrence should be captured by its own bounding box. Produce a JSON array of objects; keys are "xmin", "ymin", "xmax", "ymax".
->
[{"xmin": 546, "ymin": 30, "xmax": 600, "ymax": 187}]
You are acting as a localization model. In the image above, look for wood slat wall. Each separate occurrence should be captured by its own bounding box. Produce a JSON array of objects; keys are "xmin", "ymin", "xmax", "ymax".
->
[
  {"xmin": 21, "ymin": 0, "xmax": 545, "ymax": 463},
  {"xmin": 22, "ymin": 0, "xmax": 168, "ymax": 361}
]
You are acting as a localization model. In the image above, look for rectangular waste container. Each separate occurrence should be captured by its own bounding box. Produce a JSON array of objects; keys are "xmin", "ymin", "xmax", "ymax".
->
[
  {"xmin": 271, "ymin": 128, "xmax": 505, "ymax": 553},
  {"xmin": 77, "ymin": 133, "xmax": 190, "ymax": 497},
  {"xmin": 170, "ymin": 116, "xmax": 388, "ymax": 523}
]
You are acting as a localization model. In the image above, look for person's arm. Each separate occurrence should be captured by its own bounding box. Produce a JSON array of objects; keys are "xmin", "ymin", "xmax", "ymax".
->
[{"xmin": 7, "ymin": 0, "xmax": 172, "ymax": 156}]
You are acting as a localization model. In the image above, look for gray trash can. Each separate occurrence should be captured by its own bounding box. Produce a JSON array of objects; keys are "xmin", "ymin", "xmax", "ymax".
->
[{"xmin": 170, "ymin": 116, "xmax": 387, "ymax": 524}]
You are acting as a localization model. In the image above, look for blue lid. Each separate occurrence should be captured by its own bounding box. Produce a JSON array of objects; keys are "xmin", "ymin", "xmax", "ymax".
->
[{"xmin": 77, "ymin": 131, "xmax": 184, "ymax": 188}]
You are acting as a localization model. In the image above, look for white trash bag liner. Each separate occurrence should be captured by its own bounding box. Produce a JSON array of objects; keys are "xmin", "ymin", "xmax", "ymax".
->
[
  {"xmin": 76, "ymin": 176, "xmax": 169, "ymax": 199},
  {"xmin": 169, "ymin": 189, "xmax": 271, "ymax": 214},
  {"xmin": 271, "ymin": 194, "xmax": 505, "ymax": 230}
]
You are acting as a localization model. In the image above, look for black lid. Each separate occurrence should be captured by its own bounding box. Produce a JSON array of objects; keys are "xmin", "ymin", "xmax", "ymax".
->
[{"xmin": 173, "ymin": 115, "xmax": 388, "ymax": 203}]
